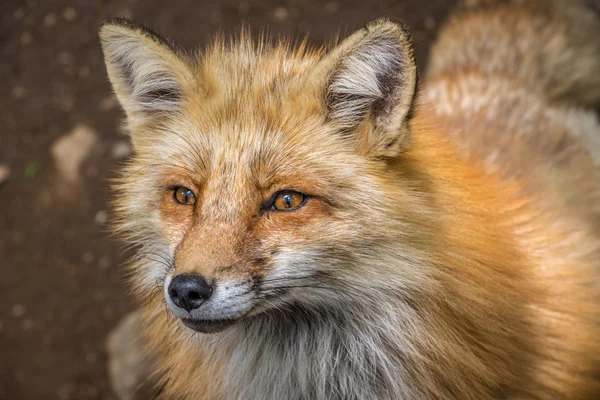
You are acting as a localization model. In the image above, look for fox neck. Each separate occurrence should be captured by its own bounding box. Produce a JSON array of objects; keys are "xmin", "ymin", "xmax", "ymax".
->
[{"xmin": 196, "ymin": 298, "xmax": 419, "ymax": 400}]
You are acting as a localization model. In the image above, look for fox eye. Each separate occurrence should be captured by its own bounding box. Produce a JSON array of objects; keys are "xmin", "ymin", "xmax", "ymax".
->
[
  {"xmin": 270, "ymin": 191, "xmax": 306, "ymax": 211},
  {"xmin": 173, "ymin": 186, "xmax": 196, "ymax": 205}
]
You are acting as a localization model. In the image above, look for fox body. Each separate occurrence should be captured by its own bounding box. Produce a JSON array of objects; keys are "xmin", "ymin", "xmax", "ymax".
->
[{"xmin": 101, "ymin": 1, "xmax": 600, "ymax": 399}]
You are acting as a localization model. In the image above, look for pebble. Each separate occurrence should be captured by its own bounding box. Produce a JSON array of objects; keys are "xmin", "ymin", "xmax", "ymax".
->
[
  {"xmin": 20, "ymin": 31, "xmax": 33, "ymax": 45},
  {"xmin": 12, "ymin": 304, "xmax": 26, "ymax": 317},
  {"xmin": 111, "ymin": 141, "xmax": 132, "ymax": 160},
  {"xmin": 63, "ymin": 7, "xmax": 78, "ymax": 22},
  {"xmin": 94, "ymin": 210, "xmax": 108, "ymax": 225},
  {"xmin": 51, "ymin": 124, "xmax": 98, "ymax": 183},
  {"xmin": 0, "ymin": 165, "xmax": 10, "ymax": 185},
  {"xmin": 273, "ymin": 6, "xmax": 288, "ymax": 21},
  {"xmin": 44, "ymin": 13, "xmax": 57, "ymax": 27}
]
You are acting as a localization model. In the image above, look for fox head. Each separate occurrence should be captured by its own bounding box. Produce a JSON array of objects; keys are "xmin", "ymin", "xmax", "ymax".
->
[{"xmin": 100, "ymin": 18, "xmax": 422, "ymax": 333}]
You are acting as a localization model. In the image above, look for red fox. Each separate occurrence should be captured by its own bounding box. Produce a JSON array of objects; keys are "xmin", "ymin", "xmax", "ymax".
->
[{"xmin": 100, "ymin": 0, "xmax": 600, "ymax": 398}]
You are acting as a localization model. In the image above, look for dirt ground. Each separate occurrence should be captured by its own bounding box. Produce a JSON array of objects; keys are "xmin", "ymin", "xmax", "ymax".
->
[{"xmin": 0, "ymin": 0, "xmax": 456, "ymax": 398}]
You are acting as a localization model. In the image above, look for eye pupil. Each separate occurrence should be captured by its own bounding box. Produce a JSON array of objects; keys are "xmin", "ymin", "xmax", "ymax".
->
[
  {"xmin": 271, "ymin": 191, "xmax": 306, "ymax": 211},
  {"xmin": 174, "ymin": 186, "xmax": 196, "ymax": 205}
]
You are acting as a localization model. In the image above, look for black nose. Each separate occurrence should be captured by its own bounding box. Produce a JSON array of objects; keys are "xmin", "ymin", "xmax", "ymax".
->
[{"xmin": 168, "ymin": 274, "xmax": 213, "ymax": 312}]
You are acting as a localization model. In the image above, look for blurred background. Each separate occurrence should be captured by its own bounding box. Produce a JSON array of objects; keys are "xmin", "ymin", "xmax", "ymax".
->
[{"xmin": 0, "ymin": 0, "xmax": 456, "ymax": 398}]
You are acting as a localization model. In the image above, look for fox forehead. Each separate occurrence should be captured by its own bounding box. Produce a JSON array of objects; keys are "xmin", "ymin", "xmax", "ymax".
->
[
  {"xmin": 131, "ymin": 39, "xmax": 343, "ymax": 169},
  {"xmin": 136, "ymin": 45, "xmax": 368, "ymax": 204},
  {"xmin": 199, "ymin": 38, "xmax": 321, "ymax": 90}
]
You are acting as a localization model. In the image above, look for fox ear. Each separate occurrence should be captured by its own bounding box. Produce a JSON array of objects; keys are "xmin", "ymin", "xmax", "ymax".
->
[
  {"xmin": 314, "ymin": 18, "xmax": 418, "ymax": 158},
  {"xmin": 99, "ymin": 19, "xmax": 193, "ymax": 126}
]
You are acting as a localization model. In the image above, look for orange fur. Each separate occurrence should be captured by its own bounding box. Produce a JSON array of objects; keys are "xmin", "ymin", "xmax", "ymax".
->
[{"xmin": 101, "ymin": 3, "xmax": 600, "ymax": 399}]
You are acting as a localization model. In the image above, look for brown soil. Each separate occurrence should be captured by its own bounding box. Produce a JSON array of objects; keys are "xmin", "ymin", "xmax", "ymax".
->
[{"xmin": 0, "ymin": 0, "xmax": 456, "ymax": 398}]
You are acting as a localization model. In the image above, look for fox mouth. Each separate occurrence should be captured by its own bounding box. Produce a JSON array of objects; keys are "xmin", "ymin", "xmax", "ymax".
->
[{"xmin": 181, "ymin": 318, "xmax": 237, "ymax": 333}]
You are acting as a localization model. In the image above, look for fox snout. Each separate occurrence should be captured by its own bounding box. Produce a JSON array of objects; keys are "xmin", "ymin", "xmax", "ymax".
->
[
  {"xmin": 167, "ymin": 274, "xmax": 214, "ymax": 312},
  {"xmin": 163, "ymin": 270, "xmax": 257, "ymax": 333}
]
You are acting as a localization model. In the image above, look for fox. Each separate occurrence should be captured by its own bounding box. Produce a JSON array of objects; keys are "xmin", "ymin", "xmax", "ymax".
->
[{"xmin": 100, "ymin": 0, "xmax": 600, "ymax": 399}]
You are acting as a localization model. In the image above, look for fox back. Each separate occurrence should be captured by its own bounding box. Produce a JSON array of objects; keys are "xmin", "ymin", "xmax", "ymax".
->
[{"xmin": 101, "ymin": 1, "xmax": 600, "ymax": 399}]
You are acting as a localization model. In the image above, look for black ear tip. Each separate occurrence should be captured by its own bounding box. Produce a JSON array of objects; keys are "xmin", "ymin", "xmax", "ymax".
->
[
  {"xmin": 365, "ymin": 17, "xmax": 410, "ymax": 32},
  {"xmin": 101, "ymin": 17, "xmax": 138, "ymax": 31},
  {"xmin": 99, "ymin": 18, "xmax": 176, "ymax": 51}
]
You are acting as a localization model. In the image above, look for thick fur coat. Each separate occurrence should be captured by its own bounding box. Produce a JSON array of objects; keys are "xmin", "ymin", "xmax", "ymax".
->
[{"xmin": 101, "ymin": 1, "xmax": 600, "ymax": 398}]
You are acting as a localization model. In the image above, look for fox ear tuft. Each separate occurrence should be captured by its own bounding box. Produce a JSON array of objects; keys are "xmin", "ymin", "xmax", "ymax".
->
[
  {"xmin": 317, "ymin": 18, "xmax": 418, "ymax": 157},
  {"xmin": 99, "ymin": 18, "xmax": 193, "ymax": 125}
]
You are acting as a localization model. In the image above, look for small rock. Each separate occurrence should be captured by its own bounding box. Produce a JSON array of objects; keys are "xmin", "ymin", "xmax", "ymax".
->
[
  {"xmin": 11, "ymin": 304, "xmax": 26, "ymax": 317},
  {"xmin": 273, "ymin": 6, "xmax": 288, "ymax": 21},
  {"xmin": 111, "ymin": 141, "xmax": 132, "ymax": 160},
  {"xmin": 51, "ymin": 124, "xmax": 98, "ymax": 183},
  {"xmin": 20, "ymin": 31, "xmax": 33, "ymax": 45},
  {"xmin": 44, "ymin": 12, "xmax": 57, "ymax": 27},
  {"xmin": 0, "ymin": 165, "xmax": 10, "ymax": 186},
  {"xmin": 94, "ymin": 210, "xmax": 108, "ymax": 225},
  {"xmin": 63, "ymin": 7, "xmax": 78, "ymax": 22}
]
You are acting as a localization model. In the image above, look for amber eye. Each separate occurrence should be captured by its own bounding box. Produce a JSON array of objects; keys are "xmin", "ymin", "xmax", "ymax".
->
[
  {"xmin": 173, "ymin": 186, "xmax": 196, "ymax": 205},
  {"xmin": 270, "ymin": 191, "xmax": 306, "ymax": 211}
]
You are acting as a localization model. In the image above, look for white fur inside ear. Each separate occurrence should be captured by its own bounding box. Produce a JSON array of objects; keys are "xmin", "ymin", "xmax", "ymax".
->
[
  {"xmin": 101, "ymin": 25, "xmax": 187, "ymax": 116},
  {"xmin": 328, "ymin": 37, "xmax": 407, "ymax": 130}
]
